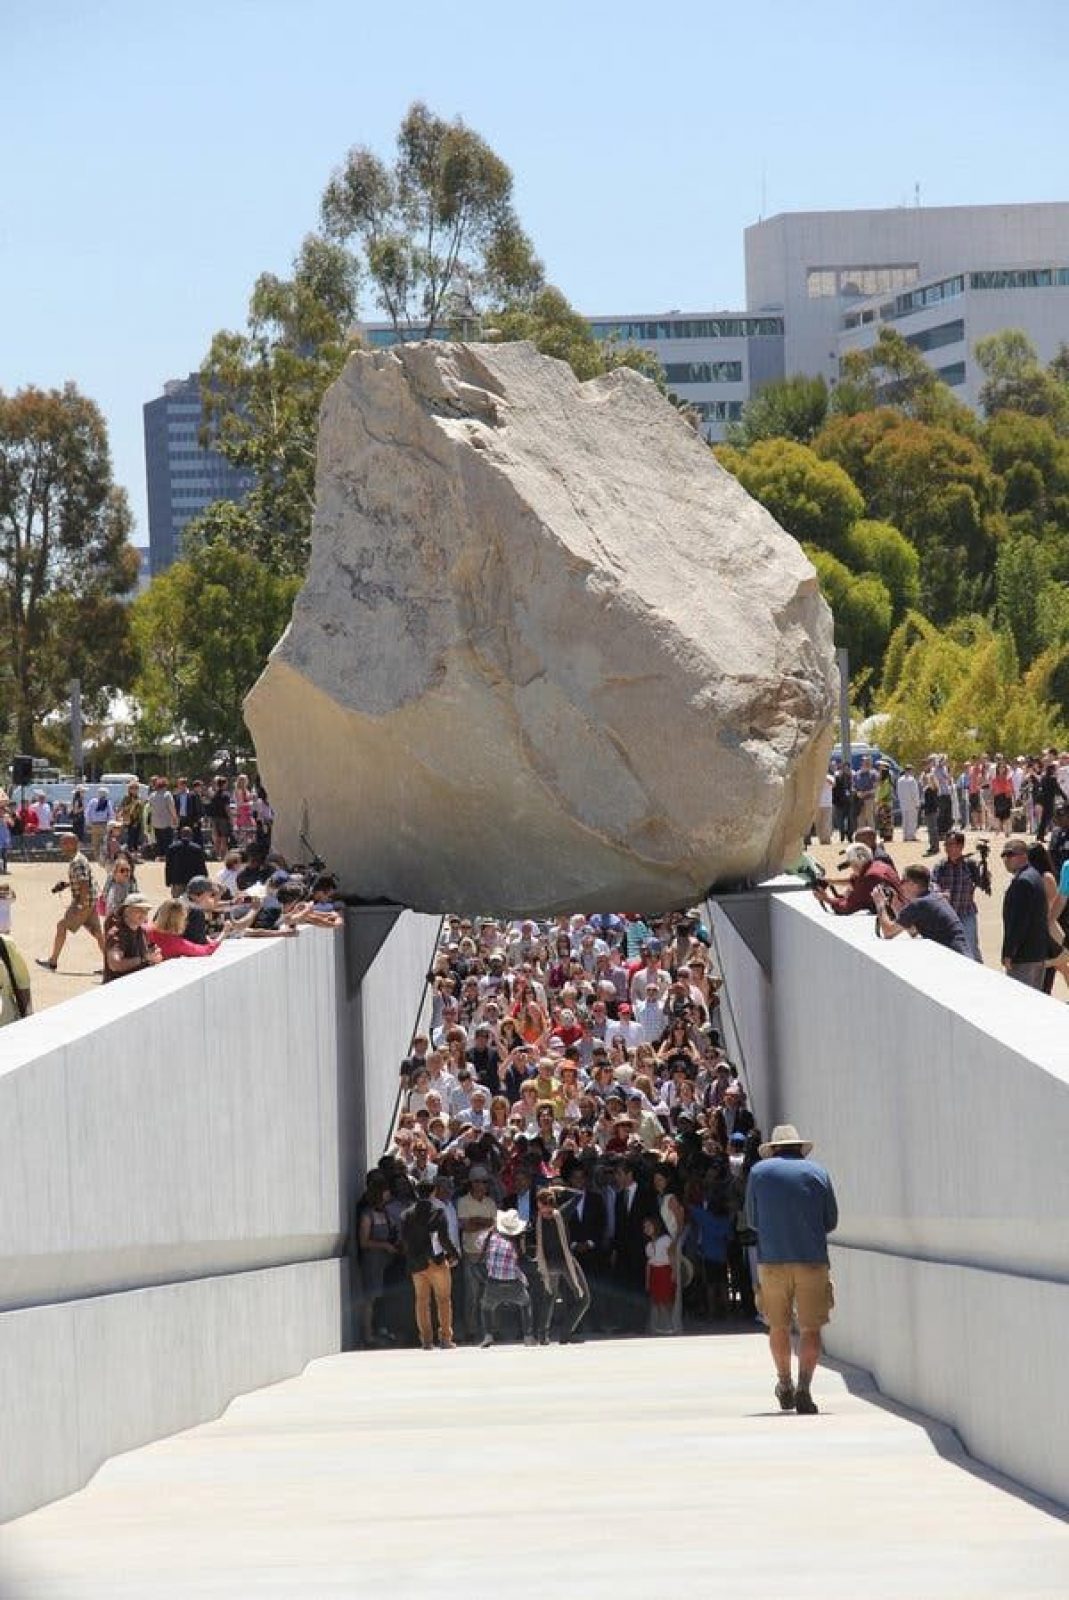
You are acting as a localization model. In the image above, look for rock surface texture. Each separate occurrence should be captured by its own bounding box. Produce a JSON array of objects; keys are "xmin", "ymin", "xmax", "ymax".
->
[{"xmin": 245, "ymin": 341, "xmax": 837, "ymax": 915}]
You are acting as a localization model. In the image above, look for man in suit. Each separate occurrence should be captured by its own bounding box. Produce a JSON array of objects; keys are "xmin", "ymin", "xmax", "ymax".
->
[
  {"xmin": 722, "ymin": 1083, "xmax": 755, "ymax": 1141},
  {"xmin": 164, "ymin": 826, "xmax": 209, "ymax": 898},
  {"xmin": 1000, "ymin": 839, "xmax": 1050, "ymax": 989},
  {"xmin": 174, "ymin": 777, "xmax": 204, "ymax": 845},
  {"xmin": 611, "ymin": 1158, "xmax": 653, "ymax": 1332},
  {"xmin": 564, "ymin": 1159, "xmax": 609, "ymax": 1329}
]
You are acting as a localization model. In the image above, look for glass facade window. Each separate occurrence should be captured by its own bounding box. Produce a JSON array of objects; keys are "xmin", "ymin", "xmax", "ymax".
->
[
  {"xmin": 365, "ymin": 325, "xmax": 450, "ymax": 347},
  {"xmin": 935, "ymin": 361, "xmax": 966, "ymax": 387},
  {"xmin": 905, "ymin": 319, "xmax": 965, "ymax": 354},
  {"xmin": 588, "ymin": 316, "xmax": 783, "ymax": 341},
  {"xmin": 690, "ymin": 400, "xmax": 744, "ymax": 421},
  {"xmin": 807, "ymin": 270, "xmax": 837, "ymax": 299},
  {"xmin": 891, "ymin": 276, "xmax": 965, "ymax": 317},
  {"xmin": 969, "ymin": 267, "xmax": 1064, "ymax": 290},
  {"xmin": 808, "ymin": 265, "xmax": 918, "ymax": 298},
  {"xmin": 663, "ymin": 360, "xmax": 743, "ymax": 384}
]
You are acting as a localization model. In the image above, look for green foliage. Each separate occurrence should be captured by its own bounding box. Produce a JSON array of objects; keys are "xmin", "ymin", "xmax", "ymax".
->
[
  {"xmin": 714, "ymin": 438, "xmax": 863, "ymax": 558},
  {"xmin": 321, "ymin": 101, "xmax": 542, "ymax": 338},
  {"xmin": 832, "ymin": 327, "xmax": 975, "ymax": 431},
  {"xmin": 805, "ymin": 546, "xmax": 893, "ymax": 676},
  {"xmin": 995, "ymin": 533, "xmax": 1069, "ymax": 669},
  {"xmin": 983, "ymin": 408, "xmax": 1061, "ymax": 477},
  {"xmin": 0, "ymin": 383, "xmax": 137, "ymax": 751},
  {"xmin": 876, "ymin": 613, "xmax": 1068, "ymax": 764},
  {"xmin": 975, "ymin": 329, "xmax": 1069, "ymax": 428},
  {"xmin": 130, "ymin": 543, "xmax": 300, "ymax": 760},
  {"xmin": 842, "ymin": 518, "xmax": 921, "ymax": 618},
  {"xmin": 727, "ymin": 374, "xmax": 828, "ymax": 447},
  {"xmin": 197, "ymin": 235, "xmax": 360, "ymax": 577},
  {"xmin": 490, "ymin": 286, "xmax": 665, "ymax": 388},
  {"xmin": 816, "ymin": 411, "xmax": 995, "ymax": 621}
]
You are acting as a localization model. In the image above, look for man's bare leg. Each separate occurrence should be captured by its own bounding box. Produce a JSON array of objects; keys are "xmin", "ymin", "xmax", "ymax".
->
[
  {"xmin": 795, "ymin": 1328, "xmax": 822, "ymax": 1413},
  {"xmin": 797, "ymin": 1328, "xmax": 822, "ymax": 1390},
  {"xmin": 769, "ymin": 1326, "xmax": 793, "ymax": 1383}
]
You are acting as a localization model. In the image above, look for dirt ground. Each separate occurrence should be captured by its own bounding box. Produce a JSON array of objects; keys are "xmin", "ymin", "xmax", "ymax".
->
[{"xmin": 2, "ymin": 855, "xmax": 171, "ymax": 1015}]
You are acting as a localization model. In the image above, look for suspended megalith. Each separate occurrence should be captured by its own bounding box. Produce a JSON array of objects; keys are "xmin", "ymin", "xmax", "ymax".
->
[{"xmin": 245, "ymin": 340, "xmax": 837, "ymax": 915}]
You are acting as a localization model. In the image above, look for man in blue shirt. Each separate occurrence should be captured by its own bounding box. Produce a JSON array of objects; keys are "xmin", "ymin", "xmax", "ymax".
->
[
  {"xmin": 872, "ymin": 864, "xmax": 968, "ymax": 954},
  {"xmin": 745, "ymin": 1125, "xmax": 838, "ymax": 1415}
]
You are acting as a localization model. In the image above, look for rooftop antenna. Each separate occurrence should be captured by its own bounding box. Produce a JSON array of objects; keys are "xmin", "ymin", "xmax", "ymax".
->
[{"xmin": 915, "ymin": 181, "xmax": 921, "ymax": 208}]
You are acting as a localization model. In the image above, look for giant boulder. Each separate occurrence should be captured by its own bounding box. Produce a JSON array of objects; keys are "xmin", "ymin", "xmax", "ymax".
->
[{"xmin": 245, "ymin": 341, "xmax": 837, "ymax": 915}]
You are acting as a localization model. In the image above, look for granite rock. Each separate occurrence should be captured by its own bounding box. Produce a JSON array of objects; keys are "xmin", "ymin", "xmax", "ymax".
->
[{"xmin": 245, "ymin": 341, "xmax": 837, "ymax": 914}]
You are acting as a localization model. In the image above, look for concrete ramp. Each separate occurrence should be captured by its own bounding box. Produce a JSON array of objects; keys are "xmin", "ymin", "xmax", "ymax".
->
[
  {"xmin": 0, "ymin": 912, "xmax": 441, "ymax": 1522},
  {"xmin": 2, "ymin": 1336, "xmax": 1066, "ymax": 1597}
]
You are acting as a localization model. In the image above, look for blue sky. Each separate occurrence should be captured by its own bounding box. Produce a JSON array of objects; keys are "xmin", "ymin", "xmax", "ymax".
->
[{"xmin": 3, "ymin": 0, "xmax": 1067, "ymax": 542}]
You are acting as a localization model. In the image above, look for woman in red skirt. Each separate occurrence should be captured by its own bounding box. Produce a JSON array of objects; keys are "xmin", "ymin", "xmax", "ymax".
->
[{"xmin": 644, "ymin": 1215, "xmax": 676, "ymax": 1335}]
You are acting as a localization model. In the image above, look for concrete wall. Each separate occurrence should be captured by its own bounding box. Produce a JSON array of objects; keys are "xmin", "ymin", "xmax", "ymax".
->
[
  {"xmin": 0, "ymin": 911, "xmax": 439, "ymax": 1522},
  {"xmin": 712, "ymin": 888, "xmax": 1069, "ymax": 1508}
]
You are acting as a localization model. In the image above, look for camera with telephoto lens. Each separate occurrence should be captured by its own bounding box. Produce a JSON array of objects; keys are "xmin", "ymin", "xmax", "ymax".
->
[{"xmin": 970, "ymin": 838, "xmax": 993, "ymax": 895}]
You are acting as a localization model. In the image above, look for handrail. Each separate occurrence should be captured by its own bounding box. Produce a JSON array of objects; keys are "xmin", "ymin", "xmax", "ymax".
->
[{"xmin": 381, "ymin": 914, "xmax": 445, "ymax": 1158}]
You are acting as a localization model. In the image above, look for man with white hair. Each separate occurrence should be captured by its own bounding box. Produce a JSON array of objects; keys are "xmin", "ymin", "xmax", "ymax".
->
[{"xmin": 813, "ymin": 843, "xmax": 900, "ymax": 916}]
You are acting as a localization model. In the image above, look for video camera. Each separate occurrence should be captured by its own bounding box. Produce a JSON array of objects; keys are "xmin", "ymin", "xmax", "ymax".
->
[{"xmin": 969, "ymin": 838, "xmax": 993, "ymax": 895}]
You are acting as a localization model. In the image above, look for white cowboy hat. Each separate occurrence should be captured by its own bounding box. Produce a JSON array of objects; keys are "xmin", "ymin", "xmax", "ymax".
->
[
  {"xmin": 495, "ymin": 1208, "xmax": 526, "ymax": 1238},
  {"xmin": 759, "ymin": 1124, "xmax": 814, "ymax": 1159}
]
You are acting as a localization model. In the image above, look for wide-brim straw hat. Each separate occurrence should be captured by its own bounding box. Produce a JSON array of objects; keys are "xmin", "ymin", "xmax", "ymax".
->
[
  {"xmin": 759, "ymin": 1123, "xmax": 813, "ymax": 1159},
  {"xmin": 495, "ymin": 1208, "xmax": 526, "ymax": 1237}
]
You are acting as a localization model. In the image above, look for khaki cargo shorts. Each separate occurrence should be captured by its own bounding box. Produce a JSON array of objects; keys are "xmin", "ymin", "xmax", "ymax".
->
[
  {"xmin": 63, "ymin": 904, "xmax": 102, "ymax": 936},
  {"xmin": 756, "ymin": 1263, "xmax": 834, "ymax": 1331}
]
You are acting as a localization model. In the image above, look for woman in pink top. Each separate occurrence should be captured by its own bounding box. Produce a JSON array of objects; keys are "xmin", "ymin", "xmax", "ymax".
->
[
  {"xmin": 990, "ymin": 760, "xmax": 1015, "ymax": 836},
  {"xmin": 147, "ymin": 898, "xmax": 220, "ymax": 959},
  {"xmin": 232, "ymin": 774, "xmax": 255, "ymax": 848}
]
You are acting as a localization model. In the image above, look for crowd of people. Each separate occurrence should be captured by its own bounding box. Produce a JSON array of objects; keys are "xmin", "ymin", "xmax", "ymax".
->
[
  {"xmin": 0, "ymin": 771, "xmax": 339, "ymax": 1022},
  {"xmin": 808, "ymin": 752, "xmax": 1069, "ymax": 992},
  {"xmin": 815, "ymin": 747, "xmax": 1069, "ymax": 849},
  {"xmin": 0, "ymin": 776, "xmax": 847, "ymax": 1410},
  {"xmin": 355, "ymin": 910, "xmax": 769, "ymax": 1353},
  {"xmin": 0, "ymin": 772, "xmax": 275, "ymax": 870}
]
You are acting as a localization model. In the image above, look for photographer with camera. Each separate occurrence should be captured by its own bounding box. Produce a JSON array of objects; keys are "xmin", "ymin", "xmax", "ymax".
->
[
  {"xmin": 932, "ymin": 827, "xmax": 991, "ymax": 963},
  {"xmin": 36, "ymin": 834, "xmax": 106, "ymax": 973},
  {"xmin": 872, "ymin": 865, "xmax": 968, "ymax": 954},
  {"xmin": 812, "ymin": 842, "xmax": 900, "ymax": 916}
]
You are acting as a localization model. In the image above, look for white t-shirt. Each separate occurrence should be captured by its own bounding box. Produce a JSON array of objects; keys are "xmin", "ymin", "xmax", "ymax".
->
[
  {"xmin": 646, "ymin": 1235, "xmax": 672, "ymax": 1268},
  {"xmin": 456, "ymin": 1193, "xmax": 497, "ymax": 1256}
]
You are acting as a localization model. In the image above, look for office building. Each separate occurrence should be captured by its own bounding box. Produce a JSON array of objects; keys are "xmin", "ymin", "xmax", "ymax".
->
[
  {"xmin": 837, "ymin": 263, "xmax": 1069, "ymax": 409},
  {"xmin": 745, "ymin": 201, "xmax": 1069, "ymax": 396},
  {"xmin": 586, "ymin": 312, "xmax": 783, "ymax": 437},
  {"xmin": 143, "ymin": 375, "xmax": 253, "ymax": 575}
]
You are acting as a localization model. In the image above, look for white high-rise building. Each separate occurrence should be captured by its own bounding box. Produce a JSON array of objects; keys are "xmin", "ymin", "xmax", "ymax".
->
[{"xmin": 745, "ymin": 202, "xmax": 1069, "ymax": 397}]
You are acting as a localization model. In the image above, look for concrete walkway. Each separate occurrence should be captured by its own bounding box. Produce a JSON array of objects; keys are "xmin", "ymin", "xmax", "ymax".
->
[{"xmin": 3, "ymin": 1334, "xmax": 1067, "ymax": 1598}]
